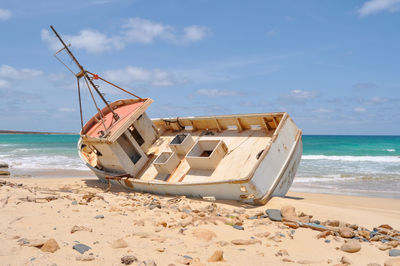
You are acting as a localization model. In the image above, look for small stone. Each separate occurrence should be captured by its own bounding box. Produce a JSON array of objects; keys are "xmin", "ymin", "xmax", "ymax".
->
[
  {"xmin": 0, "ymin": 170, "xmax": 10, "ymax": 176},
  {"xmin": 325, "ymin": 239, "xmax": 331, "ymax": 243},
  {"xmin": 0, "ymin": 163, "xmax": 9, "ymax": 168},
  {"xmin": 216, "ymin": 241, "xmax": 229, "ymax": 246},
  {"xmin": 304, "ymin": 223, "xmax": 328, "ymax": 231},
  {"xmin": 179, "ymin": 216, "xmax": 193, "ymax": 227},
  {"xmin": 231, "ymin": 239, "xmax": 261, "ymax": 245},
  {"xmin": 76, "ymin": 254, "xmax": 95, "ymax": 261},
  {"xmin": 94, "ymin": 214, "xmax": 104, "ymax": 219},
  {"xmin": 317, "ymin": 231, "xmax": 332, "ymax": 239},
  {"xmin": 389, "ymin": 249, "xmax": 400, "ymax": 257},
  {"xmin": 379, "ymin": 224, "xmax": 393, "ymax": 230},
  {"xmin": 341, "ymin": 239, "xmax": 361, "ymax": 253},
  {"xmin": 208, "ymin": 250, "xmax": 224, "ymax": 262},
  {"xmin": 232, "ymin": 225, "xmax": 244, "ymax": 230},
  {"xmin": 283, "ymin": 221, "xmax": 299, "ymax": 229},
  {"xmin": 139, "ymin": 259, "xmax": 157, "ymax": 266},
  {"xmin": 340, "ymin": 256, "xmax": 353, "ymax": 265},
  {"xmin": 40, "ymin": 239, "xmax": 60, "ymax": 253},
  {"xmin": 71, "ymin": 200, "xmax": 78, "ymax": 205},
  {"xmin": 111, "ymin": 238, "xmax": 128, "ymax": 249},
  {"xmin": 265, "ymin": 209, "xmax": 282, "ymax": 222},
  {"xmin": 281, "ymin": 205, "xmax": 297, "ymax": 219},
  {"xmin": 325, "ymin": 220, "xmax": 340, "ymax": 227},
  {"xmin": 121, "ymin": 255, "xmax": 138, "ymax": 265},
  {"xmin": 73, "ymin": 243, "xmax": 91, "ymax": 254},
  {"xmin": 384, "ymin": 258, "xmax": 400, "ymax": 266},
  {"xmin": 339, "ymin": 227, "xmax": 355, "ymax": 238},
  {"xmin": 71, "ymin": 225, "xmax": 92, "ymax": 234},
  {"xmin": 192, "ymin": 228, "xmax": 216, "ymax": 241},
  {"xmin": 358, "ymin": 230, "xmax": 371, "ymax": 240},
  {"xmin": 379, "ymin": 244, "xmax": 392, "ymax": 251},
  {"xmin": 255, "ymin": 232, "xmax": 271, "ymax": 238}
]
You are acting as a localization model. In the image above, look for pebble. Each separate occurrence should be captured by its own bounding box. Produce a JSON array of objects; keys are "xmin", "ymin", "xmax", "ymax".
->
[
  {"xmin": 0, "ymin": 170, "xmax": 10, "ymax": 176},
  {"xmin": 208, "ymin": 250, "xmax": 224, "ymax": 262},
  {"xmin": 192, "ymin": 228, "xmax": 216, "ymax": 241},
  {"xmin": 304, "ymin": 223, "xmax": 328, "ymax": 232},
  {"xmin": 111, "ymin": 238, "xmax": 128, "ymax": 249},
  {"xmin": 76, "ymin": 254, "xmax": 95, "ymax": 261},
  {"xmin": 94, "ymin": 214, "xmax": 104, "ymax": 219},
  {"xmin": 265, "ymin": 209, "xmax": 282, "ymax": 222},
  {"xmin": 339, "ymin": 227, "xmax": 355, "ymax": 238},
  {"xmin": 317, "ymin": 231, "xmax": 332, "ymax": 239},
  {"xmin": 379, "ymin": 224, "xmax": 393, "ymax": 230},
  {"xmin": 0, "ymin": 163, "xmax": 9, "ymax": 168},
  {"xmin": 179, "ymin": 216, "xmax": 193, "ymax": 227},
  {"xmin": 71, "ymin": 225, "xmax": 92, "ymax": 234},
  {"xmin": 384, "ymin": 258, "xmax": 400, "ymax": 266},
  {"xmin": 255, "ymin": 232, "xmax": 271, "ymax": 238},
  {"xmin": 139, "ymin": 260, "xmax": 157, "ymax": 266},
  {"xmin": 340, "ymin": 256, "xmax": 353, "ymax": 265},
  {"xmin": 231, "ymin": 239, "xmax": 261, "ymax": 245},
  {"xmin": 341, "ymin": 239, "xmax": 361, "ymax": 253},
  {"xmin": 325, "ymin": 220, "xmax": 340, "ymax": 227},
  {"xmin": 72, "ymin": 243, "xmax": 91, "ymax": 254},
  {"xmin": 325, "ymin": 239, "xmax": 331, "ymax": 243},
  {"xmin": 283, "ymin": 221, "xmax": 299, "ymax": 229},
  {"xmin": 389, "ymin": 249, "xmax": 400, "ymax": 257},
  {"xmin": 71, "ymin": 200, "xmax": 77, "ymax": 205},
  {"xmin": 232, "ymin": 225, "xmax": 244, "ymax": 230},
  {"xmin": 121, "ymin": 255, "xmax": 138, "ymax": 265},
  {"xmin": 281, "ymin": 205, "xmax": 297, "ymax": 219},
  {"xmin": 40, "ymin": 239, "xmax": 60, "ymax": 253}
]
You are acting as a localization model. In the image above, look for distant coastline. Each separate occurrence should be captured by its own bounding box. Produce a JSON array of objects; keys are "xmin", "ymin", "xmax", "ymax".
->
[{"xmin": 0, "ymin": 130, "xmax": 76, "ymax": 135}]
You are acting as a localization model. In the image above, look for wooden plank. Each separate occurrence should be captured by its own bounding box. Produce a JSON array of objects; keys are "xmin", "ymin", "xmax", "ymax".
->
[
  {"xmin": 272, "ymin": 116, "xmax": 279, "ymax": 128},
  {"xmin": 236, "ymin": 118, "xmax": 243, "ymax": 132}
]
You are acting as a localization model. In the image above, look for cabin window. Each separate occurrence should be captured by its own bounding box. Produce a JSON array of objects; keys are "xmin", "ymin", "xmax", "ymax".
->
[
  {"xmin": 117, "ymin": 134, "xmax": 141, "ymax": 164},
  {"xmin": 129, "ymin": 126, "xmax": 145, "ymax": 146}
]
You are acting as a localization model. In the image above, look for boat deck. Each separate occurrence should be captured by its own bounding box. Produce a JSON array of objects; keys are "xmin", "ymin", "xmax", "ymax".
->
[{"xmin": 138, "ymin": 128, "xmax": 274, "ymax": 183}]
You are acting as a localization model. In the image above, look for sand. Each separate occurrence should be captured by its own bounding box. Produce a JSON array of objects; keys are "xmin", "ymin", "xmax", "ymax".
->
[{"xmin": 1, "ymin": 177, "xmax": 399, "ymax": 266}]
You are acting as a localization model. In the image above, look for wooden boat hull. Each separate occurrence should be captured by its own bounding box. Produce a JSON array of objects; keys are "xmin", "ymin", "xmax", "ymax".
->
[{"xmin": 78, "ymin": 114, "xmax": 302, "ymax": 205}]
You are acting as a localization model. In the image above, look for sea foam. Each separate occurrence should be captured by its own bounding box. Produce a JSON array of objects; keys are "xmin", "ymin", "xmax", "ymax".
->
[{"xmin": 302, "ymin": 155, "xmax": 400, "ymax": 163}]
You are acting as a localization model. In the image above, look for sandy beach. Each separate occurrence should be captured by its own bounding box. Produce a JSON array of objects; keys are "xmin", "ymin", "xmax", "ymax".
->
[{"xmin": 0, "ymin": 177, "xmax": 399, "ymax": 266}]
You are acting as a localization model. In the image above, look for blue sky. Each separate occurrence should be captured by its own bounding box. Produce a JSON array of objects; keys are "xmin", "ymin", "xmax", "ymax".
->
[{"xmin": 0, "ymin": 0, "xmax": 399, "ymax": 134}]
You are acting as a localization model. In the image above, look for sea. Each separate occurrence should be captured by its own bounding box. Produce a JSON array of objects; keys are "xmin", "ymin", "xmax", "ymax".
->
[{"xmin": 0, "ymin": 134, "xmax": 399, "ymax": 198}]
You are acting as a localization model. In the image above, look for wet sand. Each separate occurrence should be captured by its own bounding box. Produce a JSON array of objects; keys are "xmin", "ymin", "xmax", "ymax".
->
[{"xmin": 1, "ymin": 177, "xmax": 399, "ymax": 266}]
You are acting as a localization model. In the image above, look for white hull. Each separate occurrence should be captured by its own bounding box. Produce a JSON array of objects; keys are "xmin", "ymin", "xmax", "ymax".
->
[{"xmin": 79, "ymin": 114, "xmax": 302, "ymax": 205}]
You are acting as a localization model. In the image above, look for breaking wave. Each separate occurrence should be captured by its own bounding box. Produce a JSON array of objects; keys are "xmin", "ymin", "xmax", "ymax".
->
[{"xmin": 302, "ymin": 155, "xmax": 400, "ymax": 163}]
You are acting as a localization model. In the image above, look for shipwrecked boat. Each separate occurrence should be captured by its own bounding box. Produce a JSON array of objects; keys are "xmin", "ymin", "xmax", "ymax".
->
[{"xmin": 50, "ymin": 26, "xmax": 302, "ymax": 205}]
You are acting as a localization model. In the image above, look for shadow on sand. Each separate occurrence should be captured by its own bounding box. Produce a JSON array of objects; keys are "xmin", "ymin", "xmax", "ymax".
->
[{"xmin": 82, "ymin": 178, "xmax": 303, "ymax": 209}]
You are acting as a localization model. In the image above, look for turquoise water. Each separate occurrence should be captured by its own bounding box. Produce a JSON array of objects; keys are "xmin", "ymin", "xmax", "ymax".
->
[{"xmin": 0, "ymin": 134, "xmax": 399, "ymax": 198}]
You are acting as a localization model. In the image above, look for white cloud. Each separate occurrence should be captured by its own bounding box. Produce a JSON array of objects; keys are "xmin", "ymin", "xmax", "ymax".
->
[
  {"xmin": 354, "ymin": 107, "xmax": 367, "ymax": 113},
  {"xmin": 58, "ymin": 107, "xmax": 75, "ymax": 112},
  {"xmin": 41, "ymin": 29, "xmax": 122, "ymax": 53},
  {"xmin": 0, "ymin": 8, "xmax": 12, "ymax": 20},
  {"xmin": 196, "ymin": 89, "xmax": 242, "ymax": 97},
  {"xmin": 182, "ymin": 26, "xmax": 210, "ymax": 43},
  {"xmin": 103, "ymin": 66, "xmax": 178, "ymax": 87},
  {"xmin": 358, "ymin": 0, "xmax": 400, "ymax": 17},
  {"xmin": 352, "ymin": 82, "xmax": 378, "ymax": 89},
  {"xmin": 0, "ymin": 65, "xmax": 42, "ymax": 88},
  {"xmin": 122, "ymin": 17, "xmax": 175, "ymax": 44},
  {"xmin": 314, "ymin": 108, "xmax": 333, "ymax": 113},
  {"xmin": 279, "ymin": 89, "xmax": 317, "ymax": 104},
  {"xmin": 42, "ymin": 18, "xmax": 210, "ymax": 53}
]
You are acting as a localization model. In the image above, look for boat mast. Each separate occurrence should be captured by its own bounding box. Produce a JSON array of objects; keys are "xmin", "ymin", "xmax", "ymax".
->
[{"xmin": 49, "ymin": 26, "xmax": 120, "ymax": 124}]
